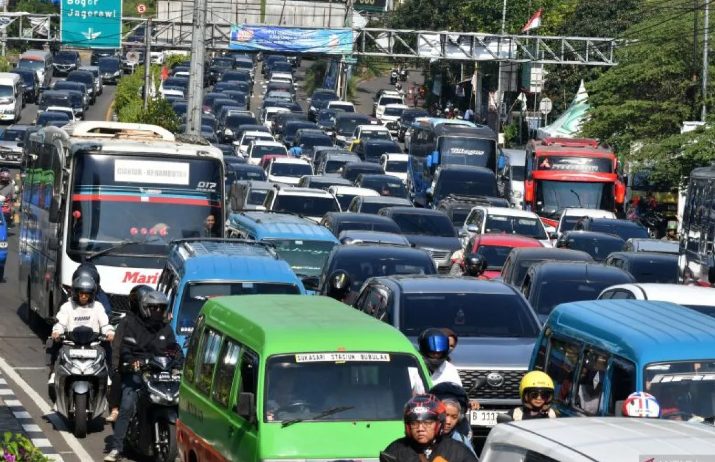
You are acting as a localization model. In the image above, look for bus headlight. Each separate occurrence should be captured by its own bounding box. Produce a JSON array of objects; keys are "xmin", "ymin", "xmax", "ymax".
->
[{"xmin": 0, "ymin": 242, "xmax": 7, "ymax": 248}]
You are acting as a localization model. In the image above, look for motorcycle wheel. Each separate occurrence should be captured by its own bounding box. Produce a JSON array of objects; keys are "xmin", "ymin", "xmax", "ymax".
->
[
  {"xmin": 155, "ymin": 422, "xmax": 177, "ymax": 462},
  {"xmin": 73, "ymin": 393, "xmax": 88, "ymax": 438}
]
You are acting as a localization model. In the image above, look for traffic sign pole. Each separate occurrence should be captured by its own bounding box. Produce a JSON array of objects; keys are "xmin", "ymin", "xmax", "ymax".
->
[{"xmin": 61, "ymin": 0, "xmax": 122, "ymax": 48}]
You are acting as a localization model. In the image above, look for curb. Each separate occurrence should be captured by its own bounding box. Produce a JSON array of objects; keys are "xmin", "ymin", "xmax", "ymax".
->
[{"xmin": 0, "ymin": 372, "xmax": 63, "ymax": 461}]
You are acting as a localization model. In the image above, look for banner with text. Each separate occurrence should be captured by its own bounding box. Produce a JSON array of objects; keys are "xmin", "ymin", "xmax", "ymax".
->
[{"xmin": 229, "ymin": 25, "xmax": 352, "ymax": 54}]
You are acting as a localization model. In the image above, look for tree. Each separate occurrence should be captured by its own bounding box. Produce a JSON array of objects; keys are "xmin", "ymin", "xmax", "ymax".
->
[
  {"xmin": 138, "ymin": 98, "xmax": 180, "ymax": 133},
  {"xmin": 581, "ymin": 0, "xmax": 713, "ymax": 181}
]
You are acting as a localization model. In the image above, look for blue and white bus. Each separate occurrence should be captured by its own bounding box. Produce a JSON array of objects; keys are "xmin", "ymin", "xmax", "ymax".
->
[{"xmin": 18, "ymin": 121, "xmax": 225, "ymax": 323}]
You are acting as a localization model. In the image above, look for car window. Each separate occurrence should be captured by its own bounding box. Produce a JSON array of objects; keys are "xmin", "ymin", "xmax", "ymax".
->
[
  {"xmin": 212, "ymin": 340, "xmax": 241, "ymax": 407},
  {"xmin": 546, "ymin": 337, "xmax": 581, "ymax": 405},
  {"xmin": 239, "ymin": 349, "xmax": 259, "ymax": 395},
  {"xmin": 608, "ymin": 358, "xmax": 636, "ymax": 415},
  {"xmin": 196, "ymin": 329, "xmax": 223, "ymax": 395},
  {"xmin": 183, "ymin": 315, "xmax": 204, "ymax": 384},
  {"xmin": 575, "ymin": 350, "xmax": 607, "ymax": 415}
]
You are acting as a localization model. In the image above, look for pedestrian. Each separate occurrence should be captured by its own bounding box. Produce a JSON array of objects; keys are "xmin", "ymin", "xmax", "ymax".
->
[{"xmin": 464, "ymin": 107, "xmax": 474, "ymax": 123}]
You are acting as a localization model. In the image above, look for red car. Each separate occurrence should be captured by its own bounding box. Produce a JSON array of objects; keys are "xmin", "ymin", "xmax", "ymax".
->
[{"xmin": 459, "ymin": 233, "xmax": 543, "ymax": 279}]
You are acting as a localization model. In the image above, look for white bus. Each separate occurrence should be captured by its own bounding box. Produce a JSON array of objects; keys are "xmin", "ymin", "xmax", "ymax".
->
[{"xmin": 18, "ymin": 122, "xmax": 225, "ymax": 323}]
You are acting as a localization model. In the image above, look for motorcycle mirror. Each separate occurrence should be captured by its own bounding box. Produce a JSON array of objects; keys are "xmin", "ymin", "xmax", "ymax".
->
[{"xmin": 496, "ymin": 413, "xmax": 513, "ymax": 424}]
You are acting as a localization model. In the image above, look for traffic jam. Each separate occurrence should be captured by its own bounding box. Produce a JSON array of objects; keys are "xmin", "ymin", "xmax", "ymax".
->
[{"xmin": 1, "ymin": 46, "xmax": 715, "ymax": 462}]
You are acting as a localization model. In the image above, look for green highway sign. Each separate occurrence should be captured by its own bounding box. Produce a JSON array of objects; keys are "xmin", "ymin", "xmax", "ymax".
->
[
  {"xmin": 344, "ymin": 56, "xmax": 358, "ymax": 64},
  {"xmin": 61, "ymin": 0, "xmax": 122, "ymax": 48}
]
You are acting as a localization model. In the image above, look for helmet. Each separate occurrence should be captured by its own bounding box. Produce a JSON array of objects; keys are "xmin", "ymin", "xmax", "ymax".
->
[
  {"xmin": 464, "ymin": 254, "xmax": 486, "ymax": 277},
  {"xmin": 667, "ymin": 220, "xmax": 677, "ymax": 231},
  {"xmin": 418, "ymin": 328, "xmax": 450, "ymax": 371},
  {"xmin": 128, "ymin": 284, "xmax": 153, "ymax": 315},
  {"xmin": 519, "ymin": 371, "xmax": 555, "ymax": 408},
  {"xmin": 72, "ymin": 262, "xmax": 100, "ymax": 286},
  {"xmin": 138, "ymin": 290, "xmax": 169, "ymax": 321},
  {"xmin": 403, "ymin": 394, "xmax": 445, "ymax": 439},
  {"xmin": 622, "ymin": 392, "xmax": 660, "ymax": 418},
  {"xmin": 429, "ymin": 382, "xmax": 469, "ymax": 413},
  {"xmin": 71, "ymin": 274, "xmax": 97, "ymax": 304},
  {"xmin": 0, "ymin": 170, "xmax": 10, "ymax": 183}
]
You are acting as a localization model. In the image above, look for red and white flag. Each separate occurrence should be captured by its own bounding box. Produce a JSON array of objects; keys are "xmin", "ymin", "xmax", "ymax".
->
[{"xmin": 522, "ymin": 8, "xmax": 543, "ymax": 33}]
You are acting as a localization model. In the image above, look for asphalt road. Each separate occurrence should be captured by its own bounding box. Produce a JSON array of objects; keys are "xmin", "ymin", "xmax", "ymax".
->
[{"xmin": 0, "ymin": 58, "xmax": 418, "ymax": 461}]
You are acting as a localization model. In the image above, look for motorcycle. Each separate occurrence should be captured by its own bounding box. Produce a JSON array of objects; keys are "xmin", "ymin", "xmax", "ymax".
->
[
  {"xmin": 50, "ymin": 326, "xmax": 109, "ymax": 438},
  {"xmin": 389, "ymin": 70, "xmax": 398, "ymax": 85},
  {"xmin": 399, "ymin": 68, "xmax": 408, "ymax": 82},
  {"xmin": 638, "ymin": 210, "xmax": 666, "ymax": 238},
  {"xmin": 123, "ymin": 352, "xmax": 182, "ymax": 462}
]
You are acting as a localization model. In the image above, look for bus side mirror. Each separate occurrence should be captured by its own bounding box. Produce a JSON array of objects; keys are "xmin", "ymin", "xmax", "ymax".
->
[
  {"xmin": 236, "ymin": 392, "xmax": 256, "ymax": 424},
  {"xmin": 524, "ymin": 180, "xmax": 534, "ymax": 203},
  {"xmin": 48, "ymin": 197, "xmax": 61, "ymax": 223}
]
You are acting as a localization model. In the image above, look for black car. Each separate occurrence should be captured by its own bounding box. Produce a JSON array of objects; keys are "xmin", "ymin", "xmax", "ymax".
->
[
  {"xmin": 91, "ymin": 49, "xmax": 119, "ymax": 65},
  {"xmin": 282, "ymin": 121, "xmax": 318, "ymax": 147},
  {"xmin": 66, "ymin": 70, "xmax": 96, "ymax": 103},
  {"xmin": 214, "ymin": 81, "xmax": 251, "ymax": 95},
  {"xmin": 10, "ymin": 69, "xmax": 39, "ymax": 103},
  {"xmin": 333, "ymin": 113, "xmax": 371, "ymax": 146},
  {"xmin": 208, "ymin": 56, "xmax": 235, "ymax": 84},
  {"xmin": 292, "ymin": 129, "xmax": 333, "ymax": 161},
  {"xmin": 308, "ymin": 89, "xmax": 339, "ymax": 121},
  {"xmin": 320, "ymin": 212, "xmax": 402, "ymax": 237},
  {"xmin": 317, "ymin": 152, "xmax": 361, "ymax": 176},
  {"xmin": 354, "ymin": 174, "xmax": 408, "ymax": 198},
  {"xmin": 36, "ymin": 111, "xmax": 70, "ymax": 127},
  {"xmin": 378, "ymin": 206, "xmax": 462, "ymax": 272},
  {"xmin": 297, "ymin": 175, "xmax": 352, "ymax": 191},
  {"xmin": 273, "ymin": 112, "xmax": 309, "ymax": 138},
  {"xmin": 574, "ymin": 217, "xmax": 650, "ymax": 241},
  {"xmin": 98, "ymin": 57, "xmax": 122, "ymax": 84},
  {"xmin": 425, "ymin": 165, "xmax": 500, "ymax": 209},
  {"xmin": 397, "ymin": 108, "xmax": 429, "ymax": 142},
  {"xmin": 53, "ymin": 50, "xmax": 81, "ymax": 76},
  {"xmin": 435, "ymin": 196, "xmax": 509, "ymax": 231},
  {"xmin": 500, "ymin": 247, "xmax": 594, "ymax": 289},
  {"xmin": 603, "ymin": 251, "xmax": 679, "ymax": 283},
  {"xmin": 316, "ymin": 108, "xmax": 343, "ymax": 136},
  {"xmin": 318, "ymin": 245, "xmax": 436, "ymax": 304},
  {"xmin": 353, "ymin": 139, "xmax": 402, "ymax": 164},
  {"xmin": 341, "ymin": 161, "xmax": 385, "ymax": 182},
  {"xmin": 521, "ymin": 261, "xmax": 636, "ymax": 322},
  {"xmin": 228, "ymin": 180, "xmax": 273, "ymax": 212},
  {"xmin": 556, "ymin": 230, "xmax": 626, "ymax": 262}
]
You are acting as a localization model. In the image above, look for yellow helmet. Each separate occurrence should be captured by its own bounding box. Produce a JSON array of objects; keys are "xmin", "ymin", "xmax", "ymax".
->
[{"xmin": 519, "ymin": 371, "xmax": 554, "ymax": 400}]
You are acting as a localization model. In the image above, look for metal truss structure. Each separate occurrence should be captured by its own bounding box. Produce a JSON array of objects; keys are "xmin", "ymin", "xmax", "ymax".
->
[{"xmin": 0, "ymin": 13, "xmax": 617, "ymax": 65}]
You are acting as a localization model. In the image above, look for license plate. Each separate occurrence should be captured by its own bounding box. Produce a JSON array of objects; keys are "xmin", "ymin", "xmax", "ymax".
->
[
  {"xmin": 69, "ymin": 349, "xmax": 97, "ymax": 359},
  {"xmin": 469, "ymin": 409, "xmax": 507, "ymax": 427}
]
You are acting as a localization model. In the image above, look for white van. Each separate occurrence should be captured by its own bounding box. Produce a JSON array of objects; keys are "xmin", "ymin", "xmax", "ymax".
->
[
  {"xmin": 481, "ymin": 417, "xmax": 715, "ymax": 461},
  {"xmin": 17, "ymin": 50, "xmax": 52, "ymax": 88},
  {"xmin": 0, "ymin": 73, "xmax": 23, "ymax": 122}
]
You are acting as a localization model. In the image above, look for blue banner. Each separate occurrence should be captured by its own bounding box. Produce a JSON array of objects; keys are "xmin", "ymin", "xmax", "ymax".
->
[{"xmin": 230, "ymin": 25, "xmax": 353, "ymax": 54}]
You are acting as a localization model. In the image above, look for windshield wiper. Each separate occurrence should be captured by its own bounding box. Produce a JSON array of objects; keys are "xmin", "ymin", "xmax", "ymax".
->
[
  {"xmin": 570, "ymin": 189, "xmax": 583, "ymax": 208},
  {"xmin": 85, "ymin": 236, "xmax": 164, "ymax": 261},
  {"xmin": 281, "ymin": 405, "xmax": 354, "ymax": 428}
]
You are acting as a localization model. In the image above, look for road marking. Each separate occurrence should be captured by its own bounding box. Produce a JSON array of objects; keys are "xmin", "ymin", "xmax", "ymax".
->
[
  {"xmin": 13, "ymin": 367, "xmax": 48, "ymax": 371},
  {"xmin": 0, "ymin": 355, "xmax": 92, "ymax": 461}
]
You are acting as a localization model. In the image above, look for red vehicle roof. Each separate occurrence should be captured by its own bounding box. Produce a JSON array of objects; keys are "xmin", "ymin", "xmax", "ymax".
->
[{"xmin": 471, "ymin": 233, "xmax": 544, "ymax": 250}]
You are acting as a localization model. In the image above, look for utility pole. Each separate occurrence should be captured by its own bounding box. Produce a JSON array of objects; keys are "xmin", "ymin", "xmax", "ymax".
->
[
  {"xmin": 143, "ymin": 18, "xmax": 152, "ymax": 110},
  {"xmin": 702, "ymin": 0, "xmax": 710, "ymax": 121},
  {"xmin": 495, "ymin": 0, "xmax": 507, "ymax": 132},
  {"xmin": 186, "ymin": 0, "xmax": 208, "ymax": 135},
  {"xmin": 1, "ymin": 0, "xmax": 7, "ymax": 57}
]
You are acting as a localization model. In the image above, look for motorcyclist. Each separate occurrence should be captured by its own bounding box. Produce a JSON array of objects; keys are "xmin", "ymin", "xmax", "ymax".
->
[
  {"xmin": 105, "ymin": 290, "xmax": 178, "ymax": 462},
  {"xmin": 0, "ymin": 169, "xmax": 15, "ymax": 201},
  {"xmin": 508, "ymin": 371, "xmax": 557, "ymax": 420},
  {"xmin": 381, "ymin": 394, "xmax": 477, "ymax": 462},
  {"xmin": 48, "ymin": 275, "xmax": 114, "ymax": 383},
  {"xmin": 429, "ymin": 382, "xmax": 476, "ymax": 456},
  {"xmin": 106, "ymin": 284, "xmax": 153, "ymax": 423},
  {"xmin": 662, "ymin": 221, "xmax": 678, "ymax": 241},
  {"xmin": 418, "ymin": 328, "xmax": 462, "ymax": 387}
]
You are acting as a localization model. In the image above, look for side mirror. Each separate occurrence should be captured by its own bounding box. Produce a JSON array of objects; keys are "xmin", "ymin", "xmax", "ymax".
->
[
  {"xmin": 496, "ymin": 413, "xmax": 513, "ymax": 424},
  {"xmin": 466, "ymin": 224, "xmax": 479, "ymax": 234},
  {"xmin": 48, "ymin": 197, "xmax": 61, "ymax": 223},
  {"xmin": 236, "ymin": 392, "xmax": 256, "ymax": 424},
  {"xmin": 458, "ymin": 230, "xmax": 468, "ymax": 238},
  {"xmin": 327, "ymin": 270, "xmax": 351, "ymax": 300}
]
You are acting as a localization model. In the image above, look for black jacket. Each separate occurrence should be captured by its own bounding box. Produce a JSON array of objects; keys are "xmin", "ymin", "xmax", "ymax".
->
[
  {"xmin": 120, "ymin": 313, "xmax": 177, "ymax": 367},
  {"xmin": 382, "ymin": 436, "xmax": 478, "ymax": 462}
]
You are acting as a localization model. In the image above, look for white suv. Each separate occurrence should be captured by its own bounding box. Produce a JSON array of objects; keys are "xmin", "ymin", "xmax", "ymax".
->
[
  {"xmin": 374, "ymin": 92, "xmax": 404, "ymax": 119},
  {"xmin": 265, "ymin": 158, "xmax": 313, "ymax": 186},
  {"xmin": 461, "ymin": 206, "xmax": 551, "ymax": 247},
  {"xmin": 263, "ymin": 185, "xmax": 341, "ymax": 223}
]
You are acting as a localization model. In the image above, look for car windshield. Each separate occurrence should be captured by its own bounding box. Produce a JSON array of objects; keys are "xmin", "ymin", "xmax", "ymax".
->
[
  {"xmin": 484, "ymin": 215, "xmax": 547, "ymax": 239},
  {"xmin": 212, "ymin": 58, "xmax": 234, "ymax": 68},
  {"xmin": 40, "ymin": 93, "xmax": 71, "ymax": 107},
  {"xmin": 380, "ymin": 97, "xmax": 402, "ymax": 106},
  {"xmin": 560, "ymin": 215, "xmax": 582, "ymax": 232},
  {"xmin": 401, "ymin": 111, "xmax": 428, "ymax": 123},
  {"xmin": 264, "ymin": 353, "xmax": 427, "ymax": 423},
  {"xmin": 335, "ymin": 220, "xmax": 399, "ymax": 235},
  {"xmin": 325, "ymin": 159, "xmax": 352, "ymax": 174},
  {"xmin": 383, "ymin": 107, "xmax": 405, "ymax": 117},
  {"xmin": 2, "ymin": 128, "xmax": 25, "ymax": 141},
  {"xmin": 176, "ymin": 282, "xmax": 300, "ymax": 336},
  {"xmin": 644, "ymin": 361, "xmax": 715, "ymax": 420},
  {"xmin": 401, "ymin": 292, "xmax": 539, "ymax": 337},
  {"xmin": 235, "ymin": 167, "xmax": 266, "ymax": 181},
  {"xmin": 365, "ymin": 143, "xmax": 400, "ymax": 163},
  {"xmin": 436, "ymin": 172, "xmax": 497, "ymax": 198},
  {"xmin": 246, "ymin": 189, "xmax": 268, "ymax": 205},
  {"xmin": 536, "ymin": 181, "xmax": 615, "ymax": 220},
  {"xmin": 14, "ymin": 72, "xmax": 34, "ymax": 86},
  {"xmin": 334, "ymin": 193, "xmax": 358, "ymax": 211},
  {"xmin": 344, "ymin": 166, "xmax": 383, "ymax": 182},
  {"xmin": 273, "ymin": 195, "xmax": 339, "ymax": 217},
  {"xmin": 333, "ymin": 252, "xmax": 435, "ymax": 292},
  {"xmin": 267, "ymin": 239, "xmax": 336, "ymax": 278},
  {"xmin": 361, "ymin": 201, "xmax": 408, "ymax": 214},
  {"xmin": 449, "ymin": 209, "xmax": 469, "ymax": 227},
  {"xmin": 0, "ymin": 85, "xmax": 13, "ymax": 98},
  {"xmin": 271, "ymin": 163, "xmax": 312, "ymax": 177},
  {"xmin": 391, "ymin": 213, "xmax": 456, "ymax": 237},
  {"xmin": 361, "ymin": 131, "xmax": 391, "ymax": 141},
  {"xmin": 251, "ymin": 145, "xmax": 287, "ymax": 159},
  {"xmin": 38, "ymin": 112, "xmax": 69, "ymax": 124},
  {"xmin": 564, "ymin": 236, "xmax": 624, "ymax": 262},
  {"xmin": 98, "ymin": 58, "xmax": 121, "ymax": 72},
  {"xmin": 385, "ymin": 160, "xmax": 407, "ymax": 173},
  {"xmin": 54, "ymin": 52, "xmax": 76, "ymax": 63},
  {"xmin": 361, "ymin": 178, "xmax": 407, "ymax": 198},
  {"xmin": 337, "ymin": 117, "xmax": 368, "ymax": 135},
  {"xmin": 625, "ymin": 257, "xmax": 678, "ymax": 283},
  {"xmin": 534, "ymin": 279, "xmax": 617, "ymax": 316},
  {"xmin": 301, "ymin": 135, "xmax": 332, "ymax": 148},
  {"xmin": 476, "ymin": 245, "xmax": 515, "ymax": 270},
  {"xmin": 18, "ymin": 59, "xmax": 43, "ymax": 70},
  {"xmin": 589, "ymin": 221, "xmax": 649, "ymax": 240}
]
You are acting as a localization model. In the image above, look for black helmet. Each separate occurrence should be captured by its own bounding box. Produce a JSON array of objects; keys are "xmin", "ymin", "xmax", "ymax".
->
[
  {"xmin": 72, "ymin": 262, "xmax": 100, "ymax": 286},
  {"xmin": 71, "ymin": 274, "xmax": 97, "ymax": 304},
  {"xmin": 418, "ymin": 328, "xmax": 450, "ymax": 372},
  {"xmin": 128, "ymin": 284, "xmax": 153, "ymax": 315},
  {"xmin": 138, "ymin": 290, "xmax": 168, "ymax": 321},
  {"xmin": 464, "ymin": 254, "xmax": 486, "ymax": 277},
  {"xmin": 429, "ymin": 382, "xmax": 469, "ymax": 413}
]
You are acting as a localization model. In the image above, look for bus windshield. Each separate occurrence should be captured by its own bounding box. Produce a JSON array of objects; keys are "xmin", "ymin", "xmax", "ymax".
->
[
  {"xmin": 535, "ymin": 180, "xmax": 614, "ymax": 220},
  {"xmin": 645, "ymin": 361, "xmax": 715, "ymax": 421},
  {"xmin": 438, "ymin": 137, "xmax": 496, "ymax": 171},
  {"xmin": 68, "ymin": 154, "xmax": 223, "ymax": 260}
]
